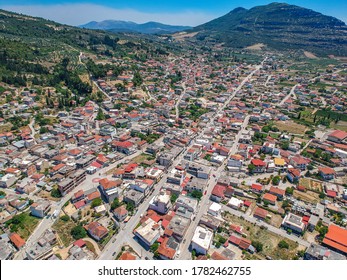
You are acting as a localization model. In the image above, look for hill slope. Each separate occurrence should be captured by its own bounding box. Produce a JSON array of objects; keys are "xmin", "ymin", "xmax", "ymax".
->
[
  {"xmin": 192, "ymin": 2, "xmax": 347, "ymax": 56},
  {"xmin": 80, "ymin": 20, "xmax": 191, "ymax": 34}
]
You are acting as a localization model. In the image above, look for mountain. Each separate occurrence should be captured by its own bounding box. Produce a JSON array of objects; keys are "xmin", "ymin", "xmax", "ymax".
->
[
  {"xmin": 191, "ymin": 2, "xmax": 347, "ymax": 56},
  {"xmin": 80, "ymin": 20, "xmax": 191, "ymax": 34}
]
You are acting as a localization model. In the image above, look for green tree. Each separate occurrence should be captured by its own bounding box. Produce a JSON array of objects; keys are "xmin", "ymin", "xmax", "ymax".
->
[
  {"xmin": 51, "ymin": 188, "xmax": 62, "ymax": 198},
  {"xmin": 71, "ymin": 225, "xmax": 87, "ymax": 240},
  {"xmin": 96, "ymin": 108, "xmax": 105, "ymax": 121},
  {"xmin": 91, "ymin": 198, "xmax": 102, "ymax": 208},
  {"xmin": 191, "ymin": 190, "xmax": 203, "ymax": 200},
  {"xmin": 272, "ymin": 176, "xmax": 281, "ymax": 185},
  {"xmin": 251, "ymin": 241, "xmax": 263, "ymax": 252},
  {"xmin": 285, "ymin": 187, "xmax": 294, "ymax": 195},
  {"xmin": 248, "ymin": 164, "xmax": 256, "ymax": 174},
  {"xmin": 132, "ymin": 71, "xmax": 143, "ymax": 87},
  {"xmin": 278, "ymin": 240, "xmax": 289, "ymax": 249},
  {"xmin": 170, "ymin": 193, "xmax": 178, "ymax": 204},
  {"xmin": 110, "ymin": 198, "xmax": 121, "ymax": 210},
  {"xmin": 60, "ymin": 215, "xmax": 70, "ymax": 222}
]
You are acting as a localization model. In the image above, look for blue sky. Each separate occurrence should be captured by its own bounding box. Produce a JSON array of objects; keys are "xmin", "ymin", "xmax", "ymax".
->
[{"xmin": 0, "ymin": 1, "xmax": 346, "ymax": 26}]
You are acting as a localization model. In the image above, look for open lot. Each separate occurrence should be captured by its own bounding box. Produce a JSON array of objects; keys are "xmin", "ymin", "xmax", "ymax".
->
[
  {"xmin": 52, "ymin": 216, "xmax": 76, "ymax": 247},
  {"xmin": 37, "ymin": 190, "xmax": 61, "ymax": 202},
  {"xmin": 224, "ymin": 213, "xmax": 301, "ymax": 260},
  {"xmin": 299, "ymin": 178, "xmax": 322, "ymax": 192},
  {"xmin": 5, "ymin": 212, "xmax": 40, "ymax": 240},
  {"xmin": 275, "ymin": 121, "xmax": 307, "ymax": 134},
  {"xmin": 293, "ymin": 190, "xmax": 320, "ymax": 204}
]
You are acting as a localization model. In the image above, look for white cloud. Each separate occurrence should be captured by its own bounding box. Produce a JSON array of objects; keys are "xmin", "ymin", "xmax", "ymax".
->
[{"xmin": 0, "ymin": 3, "xmax": 218, "ymax": 26}]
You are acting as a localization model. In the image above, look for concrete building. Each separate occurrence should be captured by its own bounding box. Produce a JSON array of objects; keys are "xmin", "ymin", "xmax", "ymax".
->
[
  {"xmin": 148, "ymin": 191, "xmax": 172, "ymax": 214},
  {"xmin": 0, "ymin": 174, "xmax": 16, "ymax": 188},
  {"xmin": 191, "ymin": 226, "xmax": 213, "ymax": 255},
  {"xmin": 134, "ymin": 218, "xmax": 161, "ymax": 248},
  {"xmin": 30, "ymin": 200, "xmax": 51, "ymax": 218},
  {"xmin": 281, "ymin": 213, "xmax": 305, "ymax": 234}
]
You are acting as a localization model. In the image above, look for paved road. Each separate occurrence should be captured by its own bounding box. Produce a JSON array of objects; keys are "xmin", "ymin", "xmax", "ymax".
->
[
  {"xmin": 279, "ymin": 84, "xmax": 298, "ymax": 106},
  {"xmin": 220, "ymin": 204, "xmax": 310, "ymax": 248},
  {"xmin": 178, "ymin": 58, "xmax": 267, "ymax": 260},
  {"xmin": 175, "ymin": 82, "xmax": 186, "ymax": 120}
]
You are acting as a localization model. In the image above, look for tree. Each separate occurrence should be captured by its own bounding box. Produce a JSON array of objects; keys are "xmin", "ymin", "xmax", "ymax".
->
[
  {"xmin": 272, "ymin": 176, "xmax": 281, "ymax": 185},
  {"xmin": 71, "ymin": 225, "xmax": 87, "ymax": 240},
  {"xmin": 191, "ymin": 190, "xmax": 203, "ymax": 200},
  {"xmin": 96, "ymin": 108, "xmax": 105, "ymax": 121},
  {"xmin": 278, "ymin": 240, "xmax": 289, "ymax": 249},
  {"xmin": 319, "ymin": 192, "xmax": 326, "ymax": 199},
  {"xmin": 125, "ymin": 201, "xmax": 135, "ymax": 212},
  {"xmin": 170, "ymin": 193, "xmax": 178, "ymax": 204},
  {"xmin": 60, "ymin": 215, "xmax": 70, "ymax": 222},
  {"xmin": 0, "ymin": 190, "xmax": 6, "ymax": 197},
  {"xmin": 285, "ymin": 187, "xmax": 294, "ymax": 195},
  {"xmin": 91, "ymin": 198, "xmax": 102, "ymax": 208},
  {"xmin": 150, "ymin": 242, "xmax": 159, "ymax": 253},
  {"xmin": 132, "ymin": 71, "xmax": 143, "ymax": 87},
  {"xmin": 51, "ymin": 188, "xmax": 62, "ymax": 198},
  {"xmin": 248, "ymin": 164, "xmax": 256, "ymax": 174},
  {"xmin": 251, "ymin": 241, "xmax": 263, "ymax": 252},
  {"xmin": 110, "ymin": 198, "xmax": 121, "ymax": 210}
]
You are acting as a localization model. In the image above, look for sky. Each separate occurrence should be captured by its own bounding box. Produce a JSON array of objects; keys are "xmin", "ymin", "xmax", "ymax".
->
[{"xmin": 0, "ymin": 0, "xmax": 346, "ymax": 26}]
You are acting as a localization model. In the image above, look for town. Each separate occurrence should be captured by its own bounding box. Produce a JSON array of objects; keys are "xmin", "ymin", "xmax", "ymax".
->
[{"xmin": 0, "ymin": 38, "xmax": 347, "ymax": 261}]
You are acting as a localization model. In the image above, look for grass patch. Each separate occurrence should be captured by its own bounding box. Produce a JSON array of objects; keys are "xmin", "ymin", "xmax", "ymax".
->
[
  {"xmin": 52, "ymin": 217, "xmax": 76, "ymax": 247},
  {"xmin": 5, "ymin": 212, "xmax": 40, "ymax": 240},
  {"xmin": 224, "ymin": 213, "xmax": 300, "ymax": 260},
  {"xmin": 275, "ymin": 120, "xmax": 307, "ymax": 134}
]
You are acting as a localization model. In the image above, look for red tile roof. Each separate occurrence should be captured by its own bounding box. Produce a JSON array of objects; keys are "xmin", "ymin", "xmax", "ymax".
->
[
  {"xmin": 263, "ymin": 193, "xmax": 277, "ymax": 203},
  {"xmin": 254, "ymin": 207, "xmax": 268, "ymax": 219},
  {"xmin": 211, "ymin": 185, "xmax": 226, "ymax": 198},
  {"xmin": 318, "ymin": 167, "xmax": 336, "ymax": 175},
  {"xmin": 251, "ymin": 159, "xmax": 266, "ymax": 166},
  {"xmin": 323, "ymin": 224, "xmax": 347, "ymax": 254},
  {"xmin": 119, "ymin": 252, "xmax": 136, "ymax": 260},
  {"xmin": 329, "ymin": 130, "xmax": 347, "ymax": 140},
  {"xmin": 73, "ymin": 239, "xmax": 86, "ymax": 248},
  {"xmin": 10, "ymin": 233, "xmax": 25, "ymax": 249}
]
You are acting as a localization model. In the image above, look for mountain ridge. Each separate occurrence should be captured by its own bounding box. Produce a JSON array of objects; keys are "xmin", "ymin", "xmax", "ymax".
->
[
  {"xmin": 80, "ymin": 20, "xmax": 191, "ymax": 34},
  {"xmin": 191, "ymin": 2, "xmax": 347, "ymax": 56}
]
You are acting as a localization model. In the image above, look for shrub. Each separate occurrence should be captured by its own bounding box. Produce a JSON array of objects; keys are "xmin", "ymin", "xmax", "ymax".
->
[{"xmin": 278, "ymin": 240, "xmax": 289, "ymax": 249}]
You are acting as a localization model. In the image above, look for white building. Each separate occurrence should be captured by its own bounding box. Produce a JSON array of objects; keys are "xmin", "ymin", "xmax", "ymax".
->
[
  {"xmin": 227, "ymin": 197, "xmax": 243, "ymax": 209},
  {"xmin": 148, "ymin": 191, "xmax": 172, "ymax": 214},
  {"xmin": 134, "ymin": 218, "xmax": 161, "ymax": 248},
  {"xmin": 191, "ymin": 226, "xmax": 213, "ymax": 255},
  {"xmin": 0, "ymin": 174, "xmax": 16, "ymax": 188},
  {"xmin": 208, "ymin": 203, "xmax": 222, "ymax": 217}
]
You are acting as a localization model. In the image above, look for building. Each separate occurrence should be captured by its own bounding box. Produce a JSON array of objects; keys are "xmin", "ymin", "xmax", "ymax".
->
[
  {"xmin": 208, "ymin": 203, "xmax": 222, "ymax": 216},
  {"xmin": 250, "ymin": 159, "xmax": 266, "ymax": 173},
  {"xmin": 0, "ymin": 174, "xmax": 16, "ymax": 188},
  {"xmin": 227, "ymin": 197, "xmax": 243, "ymax": 209},
  {"xmin": 269, "ymin": 186, "xmax": 285, "ymax": 200},
  {"xmin": 9, "ymin": 233, "xmax": 25, "ymax": 250},
  {"xmin": 86, "ymin": 222, "xmax": 108, "ymax": 241},
  {"xmin": 167, "ymin": 215, "xmax": 191, "ymax": 241},
  {"xmin": 253, "ymin": 207, "xmax": 268, "ymax": 220},
  {"xmin": 30, "ymin": 200, "xmax": 51, "ymax": 218},
  {"xmin": 134, "ymin": 218, "xmax": 161, "ymax": 248},
  {"xmin": 175, "ymin": 195, "xmax": 198, "ymax": 213},
  {"xmin": 99, "ymin": 178, "xmax": 121, "ymax": 203},
  {"xmin": 124, "ymin": 189, "xmax": 144, "ymax": 206},
  {"xmin": 113, "ymin": 206, "xmax": 128, "ymax": 222},
  {"xmin": 148, "ymin": 191, "xmax": 172, "ymax": 214},
  {"xmin": 327, "ymin": 130, "xmax": 347, "ymax": 143},
  {"xmin": 318, "ymin": 167, "xmax": 336, "ymax": 181},
  {"xmin": 191, "ymin": 226, "xmax": 213, "ymax": 255},
  {"xmin": 263, "ymin": 193, "xmax": 277, "ymax": 205},
  {"xmin": 281, "ymin": 213, "xmax": 305, "ymax": 234},
  {"xmin": 322, "ymin": 224, "xmax": 347, "ymax": 255},
  {"xmin": 304, "ymin": 243, "xmax": 346, "ymax": 260},
  {"xmin": 26, "ymin": 230, "xmax": 56, "ymax": 260}
]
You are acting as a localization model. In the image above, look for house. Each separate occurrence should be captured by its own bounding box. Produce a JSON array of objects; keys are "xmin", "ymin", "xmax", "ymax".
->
[
  {"xmin": 0, "ymin": 174, "xmax": 16, "ymax": 188},
  {"xmin": 274, "ymin": 158, "xmax": 286, "ymax": 171},
  {"xmin": 263, "ymin": 193, "xmax": 277, "ymax": 205},
  {"xmin": 251, "ymin": 183, "xmax": 263, "ymax": 194},
  {"xmin": 253, "ymin": 207, "xmax": 268, "ymax": 220},
  {"xmin": 269, "ymin": 186, "xmax": 285, "ymax": 200},
  {"xmin": 86, "ymin": 222, "xmax": 108, "ymax": 241},
  {"xmin": 290, "ymin": 155, "xmax": 310, "ymax": 171},
  {"xmin": 322, "ymin": 224, "xmax": 347, "ymax": 255},
  {"xmin": 318, "ymin": 167, "xmax": 336, "ymax": 181},
  {"xmin": 304, "ymin": 243, "xmax": 346, "ymax": 260},
  {"xmin": 250, "ymin": 159, "xmax": 266, "ymax": 173},
  {"xmin": 149, "ymin": 191, "xmax": 172, "ymax": 214},
  {"xmin": 191, "ymin": 226, "xmax": 213, "ymax": 255},
  {"xmin": 113, "ymin": 206, "xmax": 128, "ymax": 222},
  {"xmin": 210, "ymin": 184, "xmax": 226, "ymax": 202},
  {"xmin": 281, "ymin": 213, "xmax": 305, "ymax": 234},
  {"xmin": 208, "ymin": 203, "xmax": 222, "ymax": 217},
  {"xmin": 30, "ymin": 200, "xmax": 51, "ymax": 218},
  {"xmin": 118, "ymin": 252, "xmax": 137, "ymax": 260},
  {"xmin": 227, "ymin": 197, "xmax": 243, "ymax": 209},
  {"xmin": 99, "ymin": 178, "xmax": 121, "ymax": 202},
  {"xmin": 157, "ymin": 237, "xmax": 179, "ymax": 260},
  {"xmin": 134, "ymin": 218, "xmax": 161, "ymax": 248},
  {"xmin": 287, "ymin": 168, "xmax": 301, "ymax": 183},
  {"xmin": 327, "ymin": 130, "xmax": 347, "ymax": 143},
  {"xmin": 9, "ymin": 233, "xmax": 25, "ymax": 250}
]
